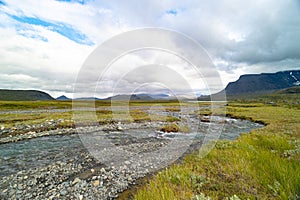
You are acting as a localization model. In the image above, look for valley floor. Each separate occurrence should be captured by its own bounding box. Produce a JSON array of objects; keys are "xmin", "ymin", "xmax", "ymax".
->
[{"xmin": 0, "ymin": 99, "xmax": 299, "ymax": 199}]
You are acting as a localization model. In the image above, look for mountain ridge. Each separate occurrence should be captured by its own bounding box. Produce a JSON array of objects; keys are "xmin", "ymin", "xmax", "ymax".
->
[
  {"xmin": 1, "ymin": 70, "xmax": 299, "ymax": 101},
  {"xmin": 0, "ymin": 89, "xmax": 54, "ymax": 101},
  {"xmin": 224, "ymin": 70, "xmax": 300, "ymax": 95}
]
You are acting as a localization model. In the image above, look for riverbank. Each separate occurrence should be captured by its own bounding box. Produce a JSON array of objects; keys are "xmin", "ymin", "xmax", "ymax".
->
[{"xmin": 133, "ymin": 102, "xmax": 300, "ymax": 199}]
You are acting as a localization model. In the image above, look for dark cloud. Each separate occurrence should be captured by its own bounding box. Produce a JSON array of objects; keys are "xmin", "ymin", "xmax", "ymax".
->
[{"xmin": 107, "ymin": 0, "xmax": 300, "ymax": 73}]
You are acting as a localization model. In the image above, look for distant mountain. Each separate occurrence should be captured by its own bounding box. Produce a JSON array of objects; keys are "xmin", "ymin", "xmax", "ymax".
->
[
  {"xmin": 56, "ymin": 95, "xmax": 71, "ymax": 100},
  {"xmin": 104, "ymin": 93, "xmax": 196, "ymax": 101},
  {"xmin": 0, "ymin": 89, "xmax": 54, "ymax": 101},
  {"xmin": 224, "ymin": 70, "xmax": 300, "ymax": 95},
  {"xmin": 74, "ymin": 97, "xmax": 101, "ymax": 100},
  {"xmin": 105, "ymin": 94, "xmax": 153, "ymax": 101},
  {"xmin": 147, "ymin": 93, "xmax": 170, "ymax": 99}
]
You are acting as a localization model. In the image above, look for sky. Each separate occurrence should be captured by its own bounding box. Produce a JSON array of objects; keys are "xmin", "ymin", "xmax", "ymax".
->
[{"xmin": 0, "ymin": 0, "xmax": 300, "ymax": 98}]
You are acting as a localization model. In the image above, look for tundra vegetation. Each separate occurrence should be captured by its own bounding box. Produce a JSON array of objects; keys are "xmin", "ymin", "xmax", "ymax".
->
[{"xmin": 0, "ymin": 93, "xmax": 299, "ymax": 199}]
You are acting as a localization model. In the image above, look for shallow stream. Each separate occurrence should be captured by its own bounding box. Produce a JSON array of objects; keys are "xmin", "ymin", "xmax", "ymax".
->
[{"xmin": 0, "ymin": 117, "xmax": 263, "ymax": 176}]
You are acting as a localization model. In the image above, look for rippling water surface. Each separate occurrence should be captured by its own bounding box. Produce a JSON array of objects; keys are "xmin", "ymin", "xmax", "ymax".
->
[{"xmin": 0, "ymin": 117, "xmax": 263, "ymax": 176}]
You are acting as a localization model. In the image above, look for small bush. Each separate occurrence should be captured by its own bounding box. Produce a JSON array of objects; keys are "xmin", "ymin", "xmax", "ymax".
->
[
  {"xmin": 160, "ymin": 123, "xmax": 179, "ymax": 132},
  {"xmin": 160, "ymin": 123, "xmax": 191, "ymax": 133}
]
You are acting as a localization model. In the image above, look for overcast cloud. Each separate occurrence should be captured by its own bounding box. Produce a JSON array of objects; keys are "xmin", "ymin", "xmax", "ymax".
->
[{"xmin": 0, "ymin": 0, "xmax": 299, "ymax": 98}]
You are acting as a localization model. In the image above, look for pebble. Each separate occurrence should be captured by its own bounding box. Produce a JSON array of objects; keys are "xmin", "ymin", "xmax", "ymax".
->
[
  {"xmin": 60, "ymin": 190, "xmax": 67, "ymax": 196},
  {"xmin": 0, "ymin": 135, "xmax": 173, "ymax": 199},
  {"xmin": 72, "ymin": 177, "xmax": 81, "ymax": 186},
  {"xmin": 92, "ymin": 180, "xmax": 100, "ymax": 187},
  {"xmin": 124, "ymin": 161, "xmax": 131, "ymax": 165},
  {"xmin": 100, "ymin": 167, "xmax": 106, "ymax": 173}
]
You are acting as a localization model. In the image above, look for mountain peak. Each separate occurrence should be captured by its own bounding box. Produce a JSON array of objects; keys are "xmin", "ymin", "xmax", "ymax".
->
[
  {"xmin": 225, "ymin": 70, "xmax": 300, "ymax": 95},
  {"xmin": 56, "ymin": 95, "xmax": 71, "ymax": 100}
]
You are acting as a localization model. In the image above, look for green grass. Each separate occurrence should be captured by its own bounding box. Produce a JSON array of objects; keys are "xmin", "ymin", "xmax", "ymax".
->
[
  {"xmin": 134, "ymin": 99, "xmax": 300, "ymax": 199},
  {"xmin": 0, "ymin": 100, "xmax": 72, "ymax": 110},
  {"xmin": 0, "ymin": 112, "xmax": 72, "ymax": 128},
  {"xmin": 1, "ymin": 100, "xmax": 218, "ymax": 129},
  {"xmin": 0, "ymin": 100, "xmax": 183, "ymax": 129},
  {"xmin": 230, "ymin": 93, "xmax": 300, "ymax": 109},
  {"xmin": 276, "ymin": 86, "xmax": 300, "ymax": 94},
  {"xmin": 0, "ymin": 100, "xmax": 186, "ymax": 110}
]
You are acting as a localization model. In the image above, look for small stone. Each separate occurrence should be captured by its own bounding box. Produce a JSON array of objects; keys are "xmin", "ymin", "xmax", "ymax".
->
[
  {"xmin": 124, "ymin": 161, "xmax": 130, "ymax": 165},
  {"xmin": 100, "ymin": 168, "xmax": 106, "ymax": 173},
  {"xmin": 72, "ymin": 177, "xmax": 81, "ymax": 186},
  {"xmin": 60, "ymin": 190, "xmax": 67, "ymax": 196},
  {"xmin": 92, "ymin": 180, "xmax": 99, "ymax": 187},
  {"xmin": 18, "ymin": 184, "xmax": 25, "ymax": 190},
  {"xmin": 79, "ymin": 195, "xmax": 84, "ymax": 200},
  {"xmin": 90, "ymin": 168, "xmax": 95, "ymax": 173}
]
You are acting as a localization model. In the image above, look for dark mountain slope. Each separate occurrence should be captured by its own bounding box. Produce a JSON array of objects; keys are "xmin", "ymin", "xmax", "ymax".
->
[
  {"xmin": 0, "ymin": 89, "xmax": 54, "ymax": 101},
  {"xmin": 224, "ymin": 70, "xmax": 300, "ymax": 95},
  {"xmin": 105, "ymin": 94, "xmax": 153, "ymax": 101}
]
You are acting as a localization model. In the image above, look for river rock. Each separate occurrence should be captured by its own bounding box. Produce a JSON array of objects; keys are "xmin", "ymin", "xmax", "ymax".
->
[
  {"xmin": 72, "ymin": 177, "xmax": 81, "ymax": 186},
  {"xmin": 100, "ymin": 167, "xmax": 106, "ymax": 173},
  {"xmin": 60, "ymin": 190, "xmax": 67, "ymax": 196},
  {"xmin": 124, "ymin": 160, "xmax": 131, "ymax": 165},
  {"xmin": 92, "ymin": 180, "xmax": 100, "ymax": 187}
]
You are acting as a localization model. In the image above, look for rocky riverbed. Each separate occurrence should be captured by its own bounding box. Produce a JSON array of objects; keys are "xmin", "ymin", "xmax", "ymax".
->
[
  {"xmin": 0, "ymin": 108, "xmax": 263, "ymax": 200},
  {"xmin": 0, "ymin": 139, "xmax": 169, "ymax": 199}
]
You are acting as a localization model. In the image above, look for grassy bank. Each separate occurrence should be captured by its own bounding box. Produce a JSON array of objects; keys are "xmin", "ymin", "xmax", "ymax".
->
[
  {"xmin": 134, "ymin": 102, "xmax": 300, "ymax": 199},
  {"xmin": 0, "ymin": 100, "xmax": 185, "ymax": 111},
  {"xmin": 0, "ymin": 100, "xmax": 184, "ymax": 129},
  {"xmin": 0, "ymin": 109, "xmax": 180, "ymax": 130}
]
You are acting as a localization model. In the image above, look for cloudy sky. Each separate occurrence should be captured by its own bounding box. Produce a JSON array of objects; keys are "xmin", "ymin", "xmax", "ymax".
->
[{"xmin": 0, "ymin": 0, "xmax": 300, "ymax": 98}]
